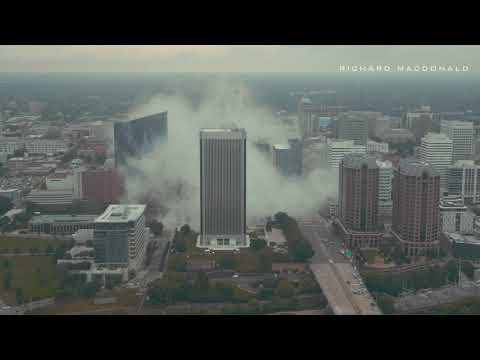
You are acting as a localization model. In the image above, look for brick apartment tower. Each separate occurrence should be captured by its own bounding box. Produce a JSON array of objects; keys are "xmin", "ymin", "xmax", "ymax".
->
[
  {"xmin": 392, "ymin": 159, "xmax": 441, "ymax": 259},
  {"xmin": 338, "ymin": 153, "xmax": 383, "ymax": 249}
]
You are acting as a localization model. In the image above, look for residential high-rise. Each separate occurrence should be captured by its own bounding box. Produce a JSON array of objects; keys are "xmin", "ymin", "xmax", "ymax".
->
[
  {"xmin": 337, "ymin": 113, "xmax": 368, "ymax": 146},
  {"xmin": 447, "ymin": 160, "xmax": 480, "ymax": 204},
  {"xmin": 419, "ymin": 132, "xmax": 453, "ymax": 190},
  {"xmin": 440, "ymin": 120, "xmax": 474, "ymax": 161},
  {"xmin": 337, "ymin": 153, "xmax": 383, "ymax": 249},
  {"xmin": 376, "ymin": 160, "xmax": 393, "ymax": 218},
  {"xmin": 93, "ymin": 204, "xmax": 148, "ymax": 271},
  {"xmin": 198, "ymin": 128, "xmax": 248, "ymax": 249},
  {"xmin": 392, "ymin": 159, "xmax": 441, "ymax": 258},
  {"xmin": 114, "ymin": 111, "xmax": 168, "ymax": 167}
]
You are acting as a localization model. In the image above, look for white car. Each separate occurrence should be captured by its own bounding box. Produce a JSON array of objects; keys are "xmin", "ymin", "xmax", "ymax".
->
[
  {"xmin": 329, "ymin": 259, "xmax": 334, "ymax": 264},
  {"xmin": 232, "ymin": 274, "xmax": 239, "ymax": 278}
]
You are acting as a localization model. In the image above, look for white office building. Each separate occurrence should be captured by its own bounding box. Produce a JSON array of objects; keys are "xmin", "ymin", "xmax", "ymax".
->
[
  {"xmin": 440, "ymin": 198, "xmax": 475, "ymax": 234},
  {"xmin": 447, "ymin": 160, "xmax": 480, "ymax": 204},
  {"xmin": 93, "ymin": 204, "xmax": 148, "ymax": 271},
  {"xmin": 327, "ymin": 139, "xmax": 366, "ymax": 168},
  {"xmin": 198, "ymin": 128, "xmax": 249, "ymax": 250},
  {"xmin": 376, "ymin": 160, "xmax": 393, "ymax": 218},
  {"xmin": 0, "ymin": 137, "xmax": 24, "ymax": 154},
  {"xmin": 25, "ymin": 139, "xmax": 68, "ymax": 155},
  {"xmin": 441, "ymin": 120, "xmax": 474, "ymax": 161},
  {"xmin": 367, "ymin": 140, "xmax": 389, "ymax": 154},
  {"xmin": 419, "ymin": 132, "xmax": 453, "ymax": 190}
]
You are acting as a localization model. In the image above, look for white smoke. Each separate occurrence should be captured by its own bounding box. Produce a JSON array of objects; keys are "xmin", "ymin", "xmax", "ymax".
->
[{"xmin": 121, "ymin": 77, "xmax": 337, "ymax": 228}]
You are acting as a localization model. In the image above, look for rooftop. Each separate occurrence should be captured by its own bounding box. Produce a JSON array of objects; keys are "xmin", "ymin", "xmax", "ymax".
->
[
  {"xmin": 273, "ymin": 144, "xmax": 290, "ymax": 150},
  {"xmin": 30, "ymin": 214, "xmax": 98, "ymax": 224},
  {"xmin": 398, "ymin": 158, "xmax": 439, "ymax": 177},
  {"xmin": 342, "ymin": 153, "xmax": 378, "ymax": 169},
  {"xmin": 441, "ymin": 120, "xmax": 474, "ymax": 128},
  {"xmin": 95, "ymin": 204, "xmax": 146, "ymax": 223}
]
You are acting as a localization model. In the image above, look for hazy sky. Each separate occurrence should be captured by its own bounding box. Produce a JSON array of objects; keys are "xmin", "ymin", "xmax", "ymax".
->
[{"xmin": 0, "ymin": 45, "xmax": 478, "ymax": 73}]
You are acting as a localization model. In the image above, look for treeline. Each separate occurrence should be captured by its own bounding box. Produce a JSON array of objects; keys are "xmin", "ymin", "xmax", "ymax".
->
[
  {"xmin": 148, "ymin": 272, "xmax": 251, "ymax": 305},
  {"xmin": 172, "ymin": 224, "xmax": 196, "ymax": 252},
  {"xmin": 273, "ymin": 212, "xmax": 314, "ymax": 262},
  {"xmin": 363, "ymin": 259, "xmax": 462, "ymax": 297}
]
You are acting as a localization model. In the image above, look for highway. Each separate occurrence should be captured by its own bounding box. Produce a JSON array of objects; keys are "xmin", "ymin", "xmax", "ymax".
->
[{"xmin": 297, "ymin": 215, "xmax": 382, "ymax": 315}]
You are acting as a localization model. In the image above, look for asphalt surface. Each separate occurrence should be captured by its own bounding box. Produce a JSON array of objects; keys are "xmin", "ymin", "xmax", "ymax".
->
[{"xmin": 297, "ymin": 215, "xmax": 381, "ymax": 315}]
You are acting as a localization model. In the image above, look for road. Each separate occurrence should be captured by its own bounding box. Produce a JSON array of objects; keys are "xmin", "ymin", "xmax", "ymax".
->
[{"xmin": 297, "ymin": 215, "xmax": 382, "ymax": 315}]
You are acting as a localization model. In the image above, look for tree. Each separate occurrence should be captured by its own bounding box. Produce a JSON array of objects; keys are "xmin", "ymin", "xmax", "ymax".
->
[
  {"xmin": 276, "ymin": 279, "xmax": 295, "ymax": 298},
  {"xmin": 0, "ymin": 196, "xmax": 13, "ymax": 215},
  {"xmin": 3, "ymin": 271, "xmax": 12, "ymax": 289},
  {"xmin": 250, "ymin": 238, "xmax": 267, "ymax": 251},
  {"xmin": 217, "ymin": 254, "xmax": 235, "ymax": 270},
  {"xmin": 180, "ymin": 224, "xmax": 191, "ymax": 234},
  {"xmin": 168, "ymin": 254, "xmax": 187, "ymax": 272},
  {"xmin": 291, "ymin": 241, "xmax": 314, "ymax": 262}
]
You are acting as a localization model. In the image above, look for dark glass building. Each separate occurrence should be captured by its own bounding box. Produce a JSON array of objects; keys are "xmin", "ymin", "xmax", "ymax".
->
[{"xmin": 114, "ymin": 111, "xmax": 168, "ymax": 167}]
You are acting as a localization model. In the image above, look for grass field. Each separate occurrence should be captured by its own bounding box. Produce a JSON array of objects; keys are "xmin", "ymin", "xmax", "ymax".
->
[
  {"xmin": 0, "ymin": 256, "xmax": 58, "ymax": 304},
  {"xmin": 0, "ymin": 237, "xmax": 66, "ymax": 253}
]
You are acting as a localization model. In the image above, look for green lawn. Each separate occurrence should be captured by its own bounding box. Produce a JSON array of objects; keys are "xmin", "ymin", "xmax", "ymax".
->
[
  {"xmin": 0, "ymin": 256, "xmax": 58, "ymax": 305},
  {"xmin": 0, "ymin": 237, "xmax": 66, "ymax": 253}
]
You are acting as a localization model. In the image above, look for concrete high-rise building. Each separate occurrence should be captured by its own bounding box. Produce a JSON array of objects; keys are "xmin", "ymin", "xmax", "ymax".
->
[
  {"xmin": 367, "ymin": 140, "xmax": 389, "ymax": 154},
  {"xmin": 440, "ymin": 120, "xmax": 474, "ymax": 161},
  {"xmin": 93, "ymin": 204, "xmax": 148, "ymax": 271},
  {"xmin": 392, "ymin": 159, "xmax": 441, "ymax": 258},
  {"xmin": 337, "ymin": 153, "xmax": 383, "ymax": 249},
  {"xmin": 406, "ymin": 112, "xmax": 433, "ymax": 143},
  {"xmin": 114, "ymin": 111, "xmax": 168, "ymax": 167},
  {"xmin": 447, "ymin": 160, "xmax": 480, "ymax": 204},
  {"xmin": 337, "ymin": 113, "xmax": 368, "ymax": 146},
  {"xmin": 419, "ymin": 132, "xmax": 453, "ymax": 190},
  {"xmin": 288, "ymin": 138, "xmax": 303, "ymax": 176},
  {"xmin": 327, "ymin": 139, "xmax": 366, "ymax": 168},
  {"xmin": 198, "ymin": 128, "xmax": 248, "ymax": 250},
  {"xmin": 376, "ymin": 160, "xmax": 393, "ymax": 218}
]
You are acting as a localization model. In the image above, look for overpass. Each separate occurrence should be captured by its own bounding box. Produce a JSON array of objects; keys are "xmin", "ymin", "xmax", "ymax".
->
[{"xmin": 297, "ymin": 215, "xmax": 382, "ymax": 315}]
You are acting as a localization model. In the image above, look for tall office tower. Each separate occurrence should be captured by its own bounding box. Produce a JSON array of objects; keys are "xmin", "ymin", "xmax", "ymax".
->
[
  {"xmin": 336, "ymin": 113, "xmax": 368, "ymax": 146},
  {"xmin": 298, "ymin": 97, "xmax": 319, "ymax": 139},
  {"xmin": 373, "ymin": 116, "xmax": 392, "ymax": 138},
  {"xmin": 440, "ymin": 120, "xmax": 474, "ymax": 161},
  {"xmin": 376, "ymin": 160, "xmax": 393, "ymax": 218},
  {"xmin": 392, "ymin": 159, "xmax": 441, "ymax": 259},
  {"xmin": 447, "ymin": 160, "xmax": 480, "ymax": 204},
  {"xmin": 327, "ymin": 139, "xmax": 366, "ymax": 168},
  {"xmin": 337, "ymin": 153, "xmax": 383, "ymax": 249},
  {"xmin": 406, "ymin": 112, "xmax": 434, "ymax": 144},
  {"xmin": 93, "ymin": 205, "xmax": 148, "ymax": 271},
  {"xmin": 419, "ymin": 132, "xmax": 453, "ymax": 191},
  {"xmin": 272, "ymin": 144, "xmax": 292, "ymax": 176},
  {"xmin": 348, "ymin": 111, "xmax": 383, "ymax": 139},
  {"xmin": 198, "ymin": 128, "xmax": 248, "ymax": 249},
  {"xmin": 82, "ymin": 167, "xmax": 121, "ymax": 204},
  {"xmin": 114, "ymin": 111, "xmax": 168, "ymax": 167}
]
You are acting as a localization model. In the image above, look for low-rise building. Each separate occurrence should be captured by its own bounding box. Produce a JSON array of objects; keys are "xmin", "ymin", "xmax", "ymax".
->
[
  {"xmin": 440, "ymin": 198, "xmax": 475, "ymax": 234},
  {"xmin": 29, "ymin": 214, "xmax": 97, "ymax": 235}
]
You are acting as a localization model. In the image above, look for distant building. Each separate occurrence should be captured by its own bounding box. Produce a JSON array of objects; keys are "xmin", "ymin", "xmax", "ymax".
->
[
  {"xmin": 392, "ymin": 159, "xmax": 441, "ymax": 258},
  {"xmin": 379, "ymin": 128, "xmax": 416, "ymax": 144},
  {"xmin": 24, "ymin": 139, "xmax": 68, "ymax": 155},
  {"xmin": 447, "ymin": 160, "xmax": 480, "ymax": 204},
  {"xmin": 114, "ymin": 111, "xmax": 168, "ymax": 167},
  {"xmin": 327, "ymin": 139, "xmax": 366, "ymax": 168},
  {"xmin": 337, "ymin": 113, "xmax": 368, "ymax": 146},
  {"xmin": 440, "ymin": 120, "xmax": 474, "ymax": 161},
  {"xmin": 0, "ymin": 189, "xmax": 21, "ymax": 204},
  {"xmin": 406, "ymin": 112, "xmax": 434, "ymax": 143},
  {"xmin": 337, "ymin": 153, "xmax": 383, "ymax": 249},
  {"xmin": 419, "ymin": 132, "xmax": 453, "ymax": 190},
  {"xmin": 272, "ymin": 138, "xmax": 303, "ymax": 176},
  {"xmin": 94, "ymin": 204, "xmax": 148, "ymax": 271},
  {"xmin": 46, "ymin": 171, "xmax": 74, "ymax": 191},
  {"xmin": 439, "ymin": 198, "xmax": 475, "ymax": 234},
  {"xmin": 24, "ymin": 190, "xmax": 73, "ymax": 209},
  {"xmin": 367, "ymin": 140, "xmax": 389, "ymax": 154},
  {"xmin": 198, "ymin": 128, "xmax": 248, "ymax": 249},
  {"xmin": 81, "ymin": 168, "xmax": 121, "ymax": 205}
]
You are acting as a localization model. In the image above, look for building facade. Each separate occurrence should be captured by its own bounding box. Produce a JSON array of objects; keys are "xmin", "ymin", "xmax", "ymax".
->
[
  {"xmin": 199, "ymin": 128, "xmax": 248, "ymax": 249},
  {"xmin": 447, "ymin": 160, "xmax": 480, "ymax": 204},
  {"xmin": 392, "ymin": 159, "xmax": 441, "ymax": 258},
  {"xmin": 327, "ymin": 139, "xmax": 366, "ymax": 168},
  {"xmin": 93, "ymin": 205, "xmax": 148, "ymax": 271},
  {"xmin": 367, "ymin": 140, "xmax": 389, "ymax": 154},
  {"xmin": 419, "ymin": 132, "xmax": 453, "ymax": 191},
  {"xmin": 338, "ymin": 153, "xmax": 383, "ymax": 249},
  {"xmin": 29, "ymin": 214, "xmax": 97, "ymax": 235},
  {"xmin": 439, "ymin": 198, "xmax": 475, "ymax": 234},
  {"xmin": 406, "ymin": 112, "xmax": 434, "ymax": 143},
  {"xmin": 114, "ymin": 111, "xmax": 168, "ymax": 167},
  {"xmin": 440, "ymin": 120, "xmax": 474, "ymax": 161},
  {"xmin": 377, "ymin": 160, "xmax": 393, "ymax": 218},
  {"xmin": 336, "ymin": 113, "xmax": 368, "ymax": 146}
]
